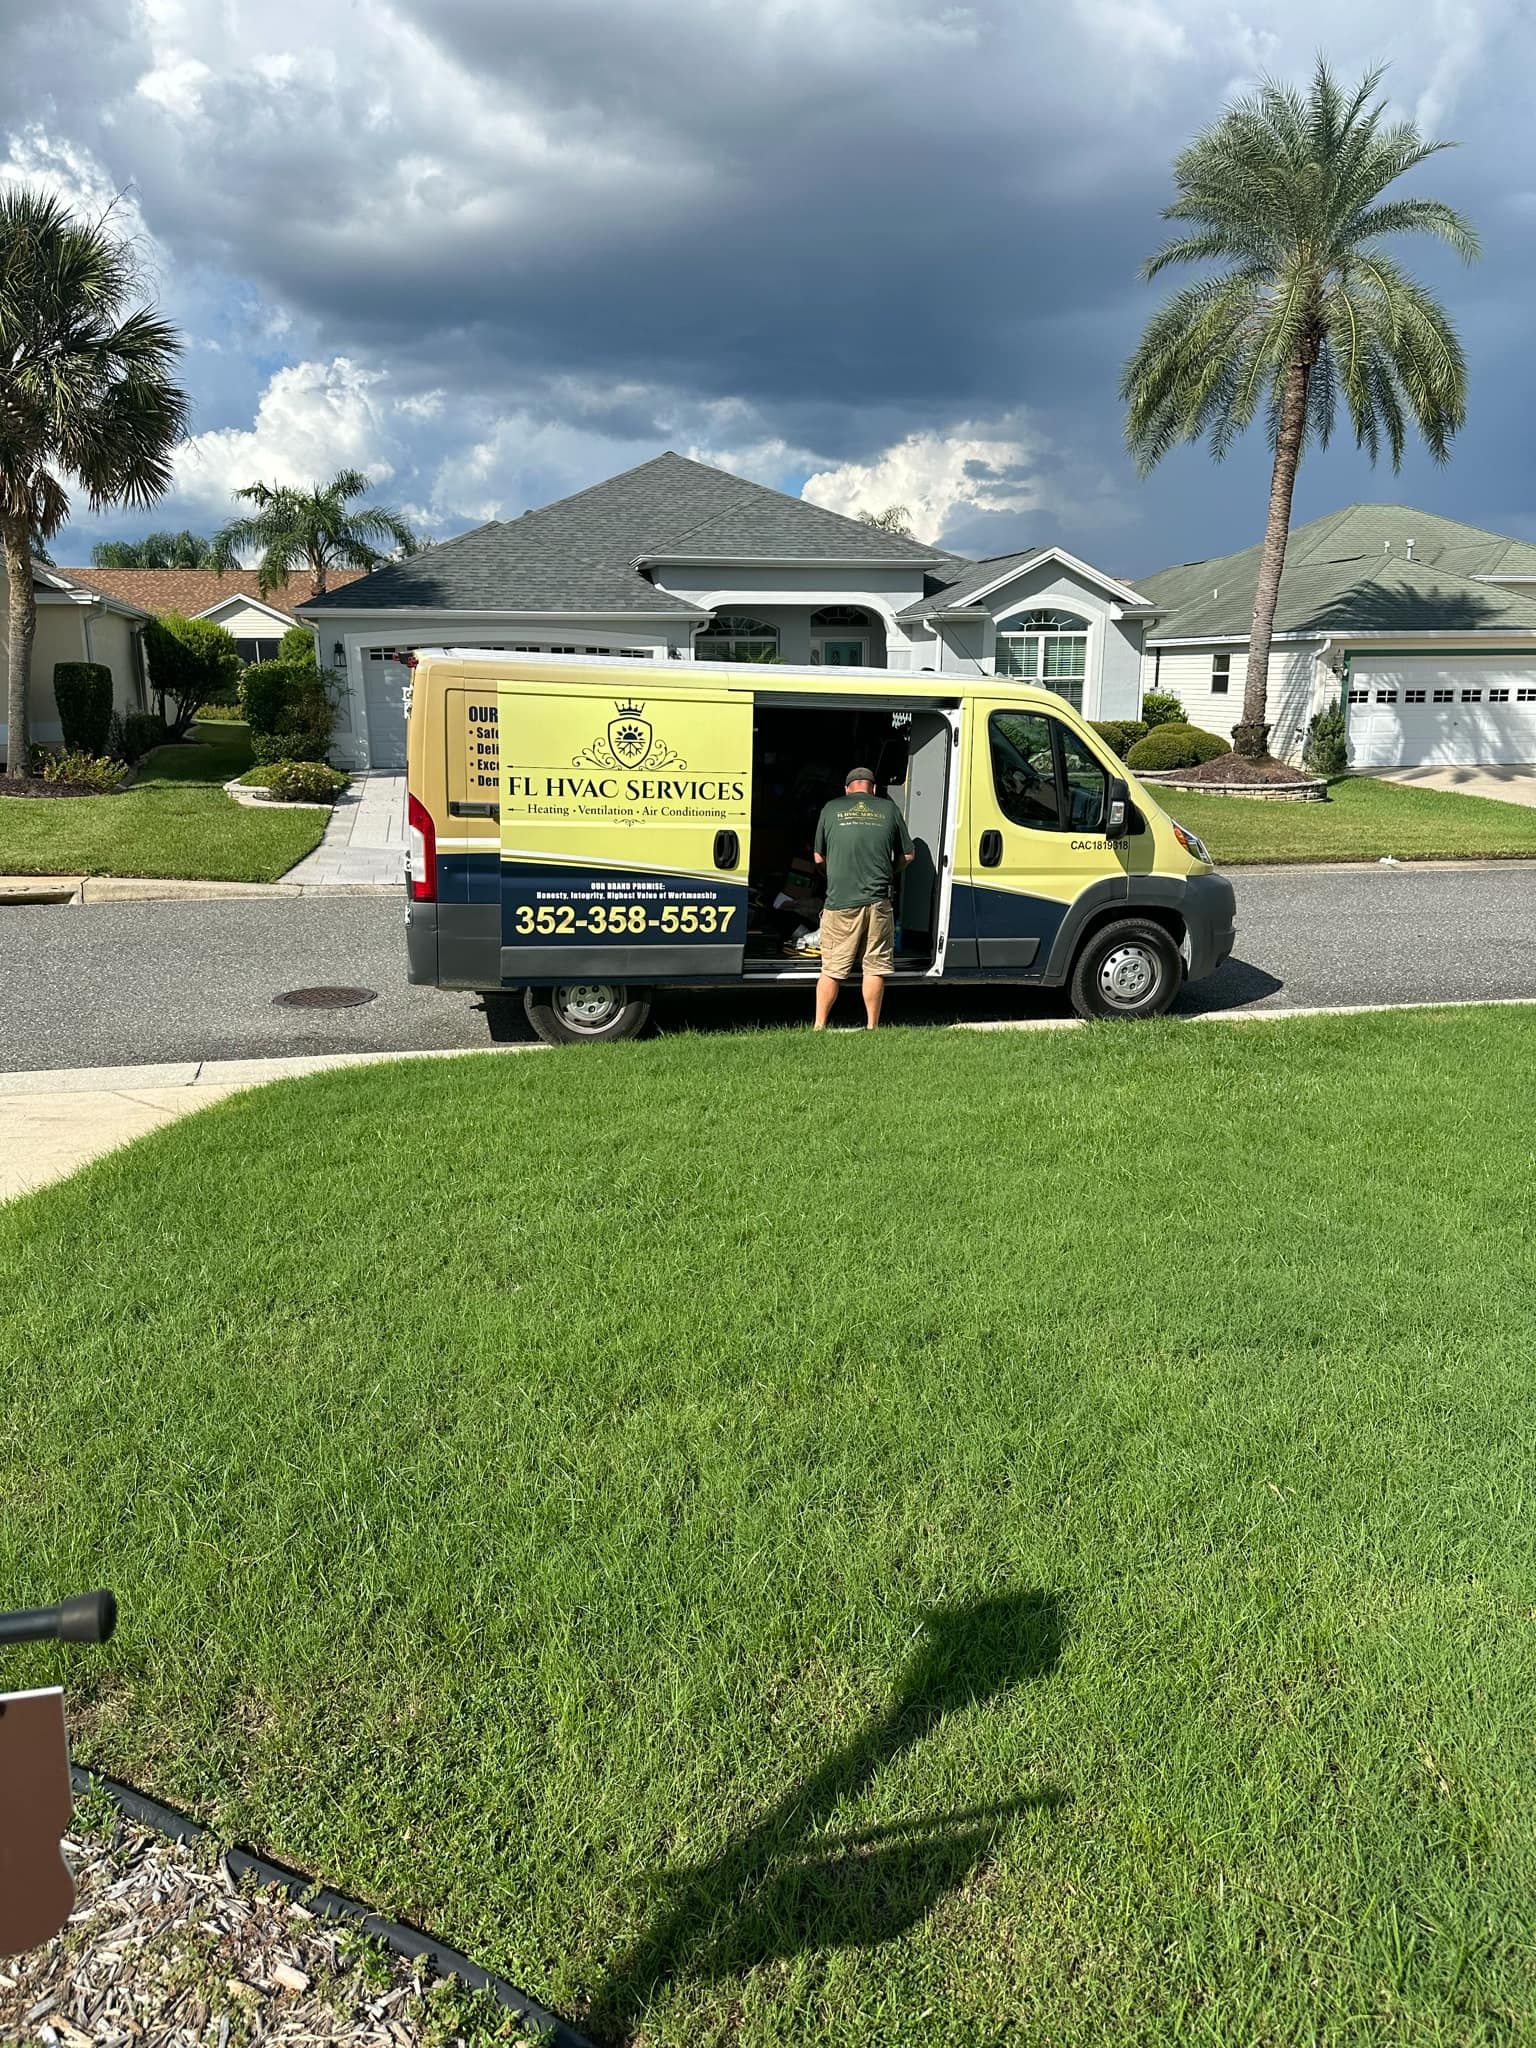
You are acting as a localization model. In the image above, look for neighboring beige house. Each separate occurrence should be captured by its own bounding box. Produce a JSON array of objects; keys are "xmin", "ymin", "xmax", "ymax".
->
[
  {"xmin": 0, "ymin": 559, "xmax": 152, "ymax": 763},
  {"xmin": 68, "ymin": 568, "xmax": 367, "ymax": 665}
]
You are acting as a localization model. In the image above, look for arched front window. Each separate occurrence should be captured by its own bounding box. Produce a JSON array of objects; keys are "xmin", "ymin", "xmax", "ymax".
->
[
  {"xmin": 994, "ymin": 608, "xmax": 1089, "ymax": 710},
  {"xmin": 697, "ymin": 613, "xmax": 781, "ymax": 663}
]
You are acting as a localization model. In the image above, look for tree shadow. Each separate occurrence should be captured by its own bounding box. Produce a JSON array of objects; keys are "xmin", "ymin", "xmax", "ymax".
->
[{"xmin": 588, "ymin": 1589, "xmax": 1069, "ymax": 2042}]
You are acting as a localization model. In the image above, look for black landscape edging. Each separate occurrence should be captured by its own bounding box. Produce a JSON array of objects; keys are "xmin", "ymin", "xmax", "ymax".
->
[{"xmin": 72, "ymin": 1765, "xmax": 595, "ymax": 2048}]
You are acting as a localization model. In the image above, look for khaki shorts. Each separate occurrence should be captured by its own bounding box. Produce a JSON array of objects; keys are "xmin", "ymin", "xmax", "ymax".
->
[{"xmin": 819, "ymin": 902, "xmax": 896, "ymax": 979}]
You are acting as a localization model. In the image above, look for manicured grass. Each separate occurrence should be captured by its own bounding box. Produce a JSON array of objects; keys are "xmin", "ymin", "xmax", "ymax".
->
[
  {"xmin": 1168, "ymin": 771, "xmax": 1536, "ymax": 865},
  {"xmin": 0, "ymin": 722, "xmax": 325, "ymax": 880},
  {"xmin": 5, "ymin": 1014, "xmax": 1536, "ymax": 2045}
]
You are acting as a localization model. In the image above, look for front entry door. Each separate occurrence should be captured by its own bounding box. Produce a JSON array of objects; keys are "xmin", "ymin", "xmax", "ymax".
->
[{"xmin": 816, "ymin": 638, "xmax": 867, "ymax": 667}]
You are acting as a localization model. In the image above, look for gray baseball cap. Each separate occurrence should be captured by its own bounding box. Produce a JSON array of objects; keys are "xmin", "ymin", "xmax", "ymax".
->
[{"xmin": 844, "ymin": 765, "xmax": 877, "ymax": 785}]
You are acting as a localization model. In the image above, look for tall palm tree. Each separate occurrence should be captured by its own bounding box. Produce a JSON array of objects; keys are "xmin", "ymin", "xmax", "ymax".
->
[
  {"xmin": 0, "ymin": 188, "xmax": 188, "ymax": 778},
  {"xmin": 209, "ymin": 469, "xmax": 419, "ymax": 598},
  {"xmin": 1121, "ymin": 60, "xmax": 1478, "ymax": 758}
]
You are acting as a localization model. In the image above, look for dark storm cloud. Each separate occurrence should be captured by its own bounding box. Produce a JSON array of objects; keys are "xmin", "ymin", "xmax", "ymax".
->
[{"xmin": 2, "ymin": 0, "xmax": 1531, "ymax": 561}]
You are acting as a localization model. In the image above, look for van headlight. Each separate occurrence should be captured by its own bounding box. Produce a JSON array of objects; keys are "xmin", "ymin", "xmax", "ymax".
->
[{"xmin": 1171, "ymin": 819, "xmax": 1213, "ymax": 865}]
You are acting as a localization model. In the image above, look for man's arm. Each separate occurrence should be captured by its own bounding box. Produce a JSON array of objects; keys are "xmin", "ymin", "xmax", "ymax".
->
[{"xmin": 894, "ymin": 810, "xmax": 916, "ymax": 867}]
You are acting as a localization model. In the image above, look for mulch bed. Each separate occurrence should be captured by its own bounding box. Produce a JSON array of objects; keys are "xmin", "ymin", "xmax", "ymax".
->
[
  {"xmin": 0, "ymin": 1811, "xmax": 528, "ymax": 2047},
  {"xmin": 0, "ymin": 778, "xmax": 122, "ymax": 800},
  {"xmin": 1167, "ymin": 752, "xmax": 1314, "ymax": 786}
]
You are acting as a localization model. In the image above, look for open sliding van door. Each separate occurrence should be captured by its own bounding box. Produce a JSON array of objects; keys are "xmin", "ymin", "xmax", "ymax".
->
[{"xmin": 496, "ymin": 675, "xmax": 754, "ymax": 984}]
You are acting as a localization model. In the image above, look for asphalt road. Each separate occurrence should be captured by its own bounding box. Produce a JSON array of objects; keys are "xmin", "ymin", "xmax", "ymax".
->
[{"xmin": 3, "ymin": 863, "xmax": 1535, "ymax": 1073}]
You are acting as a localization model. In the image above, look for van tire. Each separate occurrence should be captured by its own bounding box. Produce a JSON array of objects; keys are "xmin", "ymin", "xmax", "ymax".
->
[
  {"xmin": 523, "ymin": 983, "xmax": 652, "ymax": 1045},
  {"xmin": 1068, "ymin": 918, "xmax": 1182, "ymax": 1021}
]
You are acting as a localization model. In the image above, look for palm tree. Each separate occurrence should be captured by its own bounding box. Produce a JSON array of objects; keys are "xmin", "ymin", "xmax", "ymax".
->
[
  {"xmin": 1121, "ymin": 60, "xmax": 1478, "ymax": 758},
  {"xmin": 0, "ymin": 188, "xmax": 188, "ymax": 778},
  {"xmin": 92, "ymin": 529, "xmax": 211, "ymax": 568},
  {"xmin": 209, "ymin": 469, "xmax": 419, "ymax": 598}
]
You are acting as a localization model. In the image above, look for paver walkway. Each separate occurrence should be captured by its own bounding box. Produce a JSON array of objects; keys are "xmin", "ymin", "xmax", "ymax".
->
[{"xmin": 284, "ymin": 771, "xmax": 407, "ymax": 885}]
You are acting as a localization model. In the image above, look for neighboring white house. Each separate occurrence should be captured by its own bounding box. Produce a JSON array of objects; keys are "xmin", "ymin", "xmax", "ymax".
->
[
  {"xmin": 0, "ymin": 560, "xmax": 151, "ymax": 762},
  {"xmin": 298, "ymin": 453, "xmax": 1157, "ymax": 771},
  {"xmin": 1138, "ymin": 505, "xmax": 1536, "ymax": 768}
]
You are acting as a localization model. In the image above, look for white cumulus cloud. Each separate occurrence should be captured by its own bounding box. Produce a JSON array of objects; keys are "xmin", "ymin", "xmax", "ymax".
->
[
  {"xmin": 801, "ymin": 419, "xmax": 1049, "ymax": 544},
  {"xmin": 173, "ymin": 357, "xmax": 398, "ymax": 512}
]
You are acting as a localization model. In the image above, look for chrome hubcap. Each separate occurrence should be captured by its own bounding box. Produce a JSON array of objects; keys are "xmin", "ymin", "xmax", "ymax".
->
[
  {"xmin": 1098, "ymin": 944, "xmax": 1158, "ymax": 1006},
  {"xmin": 555, "ymin": 982, "xmax": 623, "ymax": 1032}
]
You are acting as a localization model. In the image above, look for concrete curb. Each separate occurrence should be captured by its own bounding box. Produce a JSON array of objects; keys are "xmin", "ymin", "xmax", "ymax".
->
[
  {"xmin": 954, "ymin": 994, "xmax": 1536, "ymax": 1033},
  {"xmin": 0, "ymin": 872, "xmax": 398, "ymax": 902},
  {"xmin": 0, "ymin": 1044, "xmax": 536, "ymax": 1096}
]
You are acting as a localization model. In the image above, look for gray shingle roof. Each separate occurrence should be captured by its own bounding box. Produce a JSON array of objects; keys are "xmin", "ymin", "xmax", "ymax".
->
[
  {"xmin": 1143, "ymin": 504, "xmax": 1536, "ymax": 642},
  {"xmin": 894, "ymin": 546, "xmax": 1046, "ymax": 622},
  {"xmin": 300, "ymin": 451, "xmax": 953, "ymax": 614}
]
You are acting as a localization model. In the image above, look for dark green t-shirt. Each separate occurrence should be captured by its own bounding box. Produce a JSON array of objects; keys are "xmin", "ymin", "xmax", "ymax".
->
[{"xmin": 813, "ymin": 793, "xmax": 914, "ymax": 910}]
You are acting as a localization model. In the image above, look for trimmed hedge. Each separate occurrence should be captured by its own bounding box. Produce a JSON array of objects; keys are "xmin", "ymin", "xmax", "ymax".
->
[
  {"xmin": 108, "ymin": 710, "xmax": 169, "ymax": 765},
  {"xmin": 1126, "ymin": 723, "xmax": 1232, "ymax": 772},
  {"xmin": 53, "ymin": 662, "xmax": 114, "ymax": 755},
  {"xmin": 1092, "ymin": 719, "xmax": 1149, "ymax": 759},
  {"xmin": 1140, "ymin": 691, "xmax": 1188, "ymax": 731}
]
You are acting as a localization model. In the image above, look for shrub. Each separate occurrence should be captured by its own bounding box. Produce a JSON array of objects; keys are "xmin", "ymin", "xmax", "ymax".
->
[
  {"xmin": 1092, "ymin": 719, "xmax": 1149, "ymax": 758},
  {"xmin": 239, "ymin": 658, "xmax": 297, "ymax": 735},
  {"xmin": 1304, "ymin": 698, "xmax": 1349, "ymax": 777},
  {"xmin": 43, "ymin": 750, "xmax": 129, "ymax": 792},
  {"xmin": 1126, "ymin": 723, "xmax": 1232, "ymax": 772},
  {"xmin": 279, "ymin": 624, "xmax": 317, "ymax": 664},
  {"xmin": 1140, "ymin": 691, "xmax": 1188, "ymax": 731},
  {"xmin": 53, "ymin": 661, "xmax": 114, "ymax": 754},
  {"xmin": 194, "ymin": 700, "xmax": 247, "ymax": 722},
  {"xmin": 240, "ymin": 657, "xmax": 336, "ymax": 762},
  {"xmin": 262, "ymin": 760, "xmax": 347, "ymax": 804},
  {"xmin": 108, "ymin": 709, "xmax": 169, "ymax": 764},
  {"xmin": 142, "ymin": 614, "xmax": 243, "ymax": 737}
]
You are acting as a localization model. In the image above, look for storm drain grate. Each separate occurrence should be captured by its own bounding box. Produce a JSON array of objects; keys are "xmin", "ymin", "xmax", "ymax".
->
[{"xmin": 273, "ymin": 985, "xmax": 379, "ymax": 1009}]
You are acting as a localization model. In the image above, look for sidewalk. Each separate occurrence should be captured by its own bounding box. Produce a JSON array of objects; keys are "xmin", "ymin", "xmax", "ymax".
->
[
  {"xmin": 0, "ymin": 1047, "xmax": 532, "ymax": 1201},
  {"xmin": 283, "ymin": 770, "xmax": 408, "ymax": 886}
]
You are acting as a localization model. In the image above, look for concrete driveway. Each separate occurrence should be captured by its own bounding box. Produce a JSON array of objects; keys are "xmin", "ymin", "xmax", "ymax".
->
[{"xmin": 1374, "ymin": 764, "xmax": 1536, "ymax": 807}]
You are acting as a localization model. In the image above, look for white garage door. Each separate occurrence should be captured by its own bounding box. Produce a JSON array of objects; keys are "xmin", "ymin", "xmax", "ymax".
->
[
  {"xmin": 1348, "ymin": 656, "xmax": 1536, "ymax": 768},
  {"xmin": 362, "ymin": 650, "xmax": 412, "ymax": 769}
]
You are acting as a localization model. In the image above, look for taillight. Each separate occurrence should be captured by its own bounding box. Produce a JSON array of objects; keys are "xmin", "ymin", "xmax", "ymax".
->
[{"xmin": 407, "ymin": 791, "xmax": 437, "ymax": 901}]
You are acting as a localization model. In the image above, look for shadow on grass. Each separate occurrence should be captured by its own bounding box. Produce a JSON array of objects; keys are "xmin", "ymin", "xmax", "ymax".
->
[{"xmin": 589, "ymin": 1589, "xmax": 1069, "ymax": 2043}]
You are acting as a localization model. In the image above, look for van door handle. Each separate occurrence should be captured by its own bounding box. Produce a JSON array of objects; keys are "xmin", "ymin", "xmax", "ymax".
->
[
  {"xmin": 978, "ymin": 829, "xmax": 1002, "ymax": 868},
  {"xmin": 713, "ymin": 829, "xmax": 740, "ymax": 869}
]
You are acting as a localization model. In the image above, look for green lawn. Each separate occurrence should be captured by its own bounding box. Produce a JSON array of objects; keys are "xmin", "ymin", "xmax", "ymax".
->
[
  {"xmin": 0, "ymin": 722, "xmax": 326, "ymax": 881},
  {"xmin": 5, "ymin": 1015, "xmax": 1536, "ymax": 2045},
  {"xmin": 1166, "ymin": 771, "xmax": 1536, "ymax": 865}
]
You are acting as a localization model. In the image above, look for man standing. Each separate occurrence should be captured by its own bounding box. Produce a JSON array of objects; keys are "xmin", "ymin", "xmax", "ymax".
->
[{"xmin": 812, "ymin": 766, "xmax": 916, "ymax": 1030}]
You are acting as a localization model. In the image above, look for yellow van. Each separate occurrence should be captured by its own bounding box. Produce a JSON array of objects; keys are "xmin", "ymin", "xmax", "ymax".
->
[{"xmin": 405, "ymin": 651, "xmax": 1235, "ymax": 1043}]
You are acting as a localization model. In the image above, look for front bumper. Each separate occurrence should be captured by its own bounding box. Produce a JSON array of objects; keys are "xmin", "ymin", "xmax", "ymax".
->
[{"xmin": 1184, "ymin": 870, "xmax": 1237, "ymax": 981}]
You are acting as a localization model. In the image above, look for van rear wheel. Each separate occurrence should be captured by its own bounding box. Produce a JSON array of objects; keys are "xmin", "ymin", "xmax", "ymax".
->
[
  {"xmin": 523, "ymin": 982, "xmax": 652, "ymax": 1045},
  {"xmin": 1068, "ymin": 919, "xmax": 1181, "ymax": 1021}
]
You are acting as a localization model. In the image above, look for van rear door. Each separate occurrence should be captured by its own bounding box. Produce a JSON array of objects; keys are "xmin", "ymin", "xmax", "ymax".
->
[{"xmin": 495, "ymin": 675, "xmax": 753, "ymax": 984}]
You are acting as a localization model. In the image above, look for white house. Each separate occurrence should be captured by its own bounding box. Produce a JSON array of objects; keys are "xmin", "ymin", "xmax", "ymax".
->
[
  {"xmin": 1138, "ymin": 505, "xmax": 1536, "ymax": 768},
  {"xmin": 297, "ymin": 453, "xmax": 1157, "ymax": 771}
]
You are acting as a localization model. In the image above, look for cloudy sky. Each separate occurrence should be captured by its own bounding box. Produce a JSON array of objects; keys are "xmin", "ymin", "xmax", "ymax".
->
[{"xmin": 4, "ymin": 0, "xmax": 1530, "ymax": 578}]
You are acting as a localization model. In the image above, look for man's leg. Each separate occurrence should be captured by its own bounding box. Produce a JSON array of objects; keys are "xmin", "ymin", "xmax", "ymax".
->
[
  {"xmin": 862, "ymin": 972, "xmax": 886, "ymax": 1028},
  {"xmin": 814, "ymin": 974, "xmax": 841, "ymax": 1029}
]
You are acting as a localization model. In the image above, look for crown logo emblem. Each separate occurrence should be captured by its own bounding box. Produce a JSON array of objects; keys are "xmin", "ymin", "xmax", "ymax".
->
[{"xmin": 576, "ymin": 698, "xmax": 687, "ymax": 772}]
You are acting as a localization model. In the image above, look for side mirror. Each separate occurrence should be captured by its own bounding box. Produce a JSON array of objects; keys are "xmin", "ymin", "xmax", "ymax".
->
[{"xmin": 1105, "ymin": 776, "xmax": 1130, "ymax": 838}]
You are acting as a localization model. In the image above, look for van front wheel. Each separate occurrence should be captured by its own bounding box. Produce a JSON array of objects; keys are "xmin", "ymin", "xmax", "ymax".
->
[
  {"xmin": 1068, "ymin": 919, "xmax": 1182, "ymax": 1021},
  {"xmin": 523, "ymin": 982, "xmax": 652, "ymax": 1045}
]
